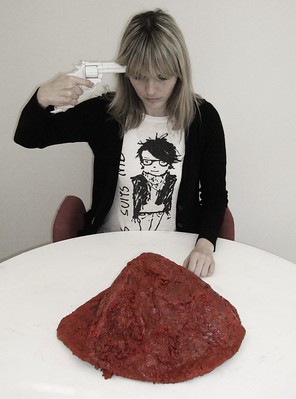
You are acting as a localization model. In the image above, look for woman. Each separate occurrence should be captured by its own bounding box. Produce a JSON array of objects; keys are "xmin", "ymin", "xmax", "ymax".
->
[{"xmin": 14, "ymin": 9, "xmax": 228, "ymax": 277}]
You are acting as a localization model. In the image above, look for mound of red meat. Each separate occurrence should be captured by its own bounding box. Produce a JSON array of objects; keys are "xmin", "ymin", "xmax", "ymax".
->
[{"xmin": 57, "ymin": 252, "xmax": 245, "ymax": 383}]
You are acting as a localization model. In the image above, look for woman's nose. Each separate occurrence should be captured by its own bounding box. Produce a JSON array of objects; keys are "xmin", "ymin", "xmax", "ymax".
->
[{"xmin": 145, "ymin": 79, "xmax": 157, "ymax": 95}]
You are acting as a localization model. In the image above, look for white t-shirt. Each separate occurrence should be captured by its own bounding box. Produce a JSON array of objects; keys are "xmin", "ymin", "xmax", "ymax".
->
[{"xmin": 100, "ymin": 115, "xmax": 185, "ymax": 232}]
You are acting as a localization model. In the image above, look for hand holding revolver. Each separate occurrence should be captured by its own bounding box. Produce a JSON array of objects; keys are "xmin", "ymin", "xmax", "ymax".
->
[
  {"xmin": 37, "ymin": 61, "xmax": 126, "ymax": 112},
  {"xmin": 37, "ymin": 74, "xmax": 94, "ymax": 109}
]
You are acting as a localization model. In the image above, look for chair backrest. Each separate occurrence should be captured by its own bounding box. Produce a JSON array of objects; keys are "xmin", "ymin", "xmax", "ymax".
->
[
  {"xmin": 52, "ymin": 196, "xmax": 86, "ymax": 242},
  {"xmin": 219, "ymin": 207, "xmax": 235, "ymax": 241},
  {"xmin": 53, "ymin": 196, "xmax": 235, "ymax": 242}
]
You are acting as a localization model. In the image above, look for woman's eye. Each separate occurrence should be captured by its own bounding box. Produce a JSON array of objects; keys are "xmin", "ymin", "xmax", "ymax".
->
[
  {"xmin": 157, "ymin": 75, "xmax": 169, "ymax": 81},
  {"xmin": 134, "ymin": 75, "xmax": 146, "ymax": 80},
  {"xmin": 132, "ymin": 74, "xmax": 170, "ymax": 81}
]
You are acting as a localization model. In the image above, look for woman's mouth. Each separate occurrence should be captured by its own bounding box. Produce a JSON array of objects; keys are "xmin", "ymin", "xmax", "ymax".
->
[{"xmin": 146, "ymin": 97, "xmax": 161, "ymax": 102}]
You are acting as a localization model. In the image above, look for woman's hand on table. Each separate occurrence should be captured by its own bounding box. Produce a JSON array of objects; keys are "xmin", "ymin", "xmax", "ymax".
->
[{"xmin": 183, "ymin": 238, "xmax": 215, "ymax": 277}]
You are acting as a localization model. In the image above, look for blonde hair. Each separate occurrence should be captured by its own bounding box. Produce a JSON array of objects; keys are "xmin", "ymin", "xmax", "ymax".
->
[{"xmin": 108, "ymin": 9, "xmax": 202, "ymax": 133}]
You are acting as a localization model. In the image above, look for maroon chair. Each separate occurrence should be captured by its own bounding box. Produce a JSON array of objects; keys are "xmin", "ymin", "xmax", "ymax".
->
[
  {"xmin": 219, "ymin": 207, "xmax": 235, "ymax": 241},
  {"xmin": 52, "ymin": 196, "xmax": 235, "ymax": 242},
  {"xmin": 52, "ymin": 196, "xmax": 86, "ymax": 242}
]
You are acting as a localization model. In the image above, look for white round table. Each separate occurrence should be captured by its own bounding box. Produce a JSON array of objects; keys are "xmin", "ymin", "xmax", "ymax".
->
[{"xmin": 1, "ymin": 231, "xmax": 295, "ymax": 398}]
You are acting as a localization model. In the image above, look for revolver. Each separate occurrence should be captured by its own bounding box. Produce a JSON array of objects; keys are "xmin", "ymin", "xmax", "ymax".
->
[{"xmin": 52, "ymin": 61, "xmax": 126, "ymax": 113}]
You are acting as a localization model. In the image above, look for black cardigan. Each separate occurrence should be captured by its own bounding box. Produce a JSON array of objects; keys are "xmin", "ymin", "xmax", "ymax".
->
[{"xmin": 14, "ymin": 92, "xmax": 228, "ymax": 246}]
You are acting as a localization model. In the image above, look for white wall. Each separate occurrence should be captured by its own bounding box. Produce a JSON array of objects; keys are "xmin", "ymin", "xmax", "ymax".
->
[{"xmin": 1, "ymin": 0, "xmax": 296, "ymax": 263}]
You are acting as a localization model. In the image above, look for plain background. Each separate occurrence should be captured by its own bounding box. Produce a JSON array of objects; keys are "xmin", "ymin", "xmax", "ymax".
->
[{"xmin": 1, "ymin": 0, "xmax": 295, "ymax": 263}]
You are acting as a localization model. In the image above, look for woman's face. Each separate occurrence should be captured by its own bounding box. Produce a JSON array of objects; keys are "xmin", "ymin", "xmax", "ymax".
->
[{"xmin": 129, "ymin": 75, "xmax": 177, "ymax": 117}]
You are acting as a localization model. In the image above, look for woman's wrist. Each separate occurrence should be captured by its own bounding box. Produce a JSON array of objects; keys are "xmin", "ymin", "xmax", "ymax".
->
[
  {"xmin": 36, "ymin": 87, "xmax": 50, "ymax": 109},
  {"xmin": 195, "ymin": 238, "xmax": 214, "ymax": 253}
]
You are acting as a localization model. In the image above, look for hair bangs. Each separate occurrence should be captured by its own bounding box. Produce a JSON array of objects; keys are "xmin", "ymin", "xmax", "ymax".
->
[{"xmin": 123, "ymin": 34, "xmax": 180, "ymax": 79}]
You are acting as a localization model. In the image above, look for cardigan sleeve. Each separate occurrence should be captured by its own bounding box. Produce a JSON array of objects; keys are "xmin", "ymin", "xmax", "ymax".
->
[
  {"xmin": 176, "ymin": 100, "xmax": 228, "ymax": 247},
  {"xmin": 197, "ymin": 101, "xmax": 228, "ymax": 245},
  {"xmin": 14, "ymin": 91, "xmax": 109, "ymax": 149}
]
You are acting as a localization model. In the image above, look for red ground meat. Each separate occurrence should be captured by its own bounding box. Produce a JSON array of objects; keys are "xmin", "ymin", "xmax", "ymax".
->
[{"xmin": 57, "ymin": 252, "xmax": 246, "ymax": 383}]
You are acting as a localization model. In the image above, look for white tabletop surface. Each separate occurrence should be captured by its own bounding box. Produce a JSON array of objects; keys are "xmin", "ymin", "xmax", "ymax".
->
[{"xmin": 1, "ymin": 231, "xmax": 295, "ymax": 399}]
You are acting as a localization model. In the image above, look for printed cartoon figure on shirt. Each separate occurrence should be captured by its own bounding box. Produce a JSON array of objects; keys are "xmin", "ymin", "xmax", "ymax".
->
[{"xmin": 131, "ymin": 133, "xmax": 181, "ymax": 231}]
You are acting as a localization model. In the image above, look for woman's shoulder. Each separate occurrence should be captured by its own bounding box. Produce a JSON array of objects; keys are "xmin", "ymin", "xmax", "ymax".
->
[
  {"xmin": 77, "ymin": 91, "xmax": 115, "ymax": 117},
  {"xmin": 85, "ymin": 91, "xmax": 113, "ymax": 106},
  {"xmin": 188, "ymin": 97, "xmax": 224, "ymax": 141},
  {"xmin": 198, "ymin": 98, "xmax": 221, "ymax": 118},
  {"xmin": 194, "ymin": 97, "xmax": 223, "ymax": 128}
]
